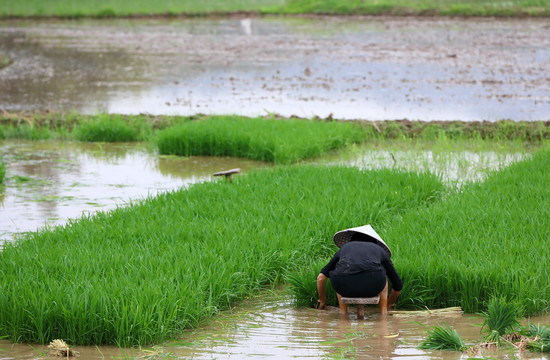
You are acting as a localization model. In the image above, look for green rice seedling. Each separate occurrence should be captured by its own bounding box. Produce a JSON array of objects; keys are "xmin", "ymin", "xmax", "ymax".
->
[
  {"xmin": 156, "ymin": 116, "xmax": 366, "ymax": 164},
  {"xmin": 527, "ymin": 323, "xmax": 550, "ymax": 342},
  {"xmin": 0, "ymin": 124, "xmax": 51, "ymax": 140},
  {"xmin": 0, "ymin": 159, "xmax": 5, "ymax": 184},
  {"xmin": 277, "ymin": 0, "xmax": 550, "ymax": 17},
  {"xmin": 419, "ymin": 322, "xmax": 466, "ymax": 351},
  {"xmin": 383, "ymin": 147, "xmax": 550, "ymax": 314},
  {"xmin": 73, "ymin": 114, "xmax": 139, "ymax": 142},
  {"xmin": 523, "ymin": 323, "xmax": 550, "ymax": 352},
  {"xmin": 0, "ymin": 165, "xmax": 443, "ymax": 346},
  {"xmin": 481, "ymin": 298, "xmax": 521, "ymax": 343},
  {"xmin": 287, "ymin": 258, "xmax": 339, "ymax": 308},
  {"xmin": 0, "ymin": 0, "xmax": 283, "ymax": 17},
  {"xmin": 1, "ymin": 0, "xmax": 549, "ymax": 17}
]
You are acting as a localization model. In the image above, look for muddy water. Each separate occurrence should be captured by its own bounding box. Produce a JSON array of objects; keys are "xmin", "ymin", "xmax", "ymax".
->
[
  {"xmin": 0, "ymin": 140, "xmax": 268, "ymax": 246},
  {"xmin": 1, "ymin": 291, "xmax": 549, "ymax": 359},
  {"xmin": 1, "ymin": 16, "xmax": 549, "ymax": 121}
]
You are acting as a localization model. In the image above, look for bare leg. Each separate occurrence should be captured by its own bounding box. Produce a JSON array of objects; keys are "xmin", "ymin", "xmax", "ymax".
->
[
  {"xmin": 337, "ymin": 293, "xmax": 348, "ymax": 315},
  {"xmin": 378, "ymin": 280, "xmax": 388, "ymax": 315}
]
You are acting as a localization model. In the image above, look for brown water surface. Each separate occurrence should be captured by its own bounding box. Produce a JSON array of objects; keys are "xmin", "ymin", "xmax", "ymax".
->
[
  {"xmin": 1, "ymin": 16, "xmax": 549, "ymax": 120},
  {"xmin": 1, "ymin": 291, "xmax": 548, "ymax": 359},
  {"xmin": 0, "ymin": 139, "xmax": 268, "ymax": 246}
]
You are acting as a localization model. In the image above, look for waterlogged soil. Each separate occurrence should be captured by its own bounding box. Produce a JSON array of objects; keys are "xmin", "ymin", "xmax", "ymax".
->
[
  {"xmin": 0, "ymin": 16, "xmax": 549, "ymax": 121},
  {"xmin": 1, "ymin": 291, "xmax": 549, "ymax": 359}
]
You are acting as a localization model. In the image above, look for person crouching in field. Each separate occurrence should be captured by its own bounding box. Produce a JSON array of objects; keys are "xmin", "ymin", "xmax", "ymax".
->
[{"xmin": 317, "ymin": 225, "xmax": 402, "ymax": 315}]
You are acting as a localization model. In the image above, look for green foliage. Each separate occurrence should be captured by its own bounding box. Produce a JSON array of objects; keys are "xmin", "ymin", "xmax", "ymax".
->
[
  {"xmin": 73, "ymin": 115, "xmax": 140, "ymax": 142},
  {"xmin": 482, "ymin": 298, "xmax": 521, "ymax": 343},
  {"xmin": 526, "ymin": 324, "xmax": 550, "ymax": 352},
  {"xmin": 287, "ymin": 258, "xmax": 339, "ymax": 307},
  {"xmin": 419, "ymin": 323, "xmax": 466, "ymax": 351},
  {"xmin": 0, "ymin": 159, "xmax": 5, "ymax": 184},
  {"xmin": 0, "ymin": 124, "xmax": 51, "ymax": 140},
  {"xmin": 0, "ymin": 165, "xmax": 443, "ymax": 346},
  {"xmin": 387, "ymin": 148, "xmax": 550, "ymax": 314},
  {"xmin": 156, "ymin": 116, "xmax": 366, "ymax": 164},
  {"xmin": 279, "ymin": 0, "xmax": 550, "ymax": 16}
]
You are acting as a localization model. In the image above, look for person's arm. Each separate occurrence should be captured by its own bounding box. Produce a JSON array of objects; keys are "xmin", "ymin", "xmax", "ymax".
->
[
  {"xmin": 387, "ymin": 288, "xmax": 401, "ymax": 310},
  {"xmin": 382, "ymin": 257, "xmax": 403, "ymax": 310},
  {"xmin": 317, "ymin": 273, "xmax": 328, "ymax": 309}
]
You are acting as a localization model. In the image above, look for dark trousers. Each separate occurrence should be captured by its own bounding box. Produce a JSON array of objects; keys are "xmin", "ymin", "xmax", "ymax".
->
[{"xmin": 330, "ymin": 270, "xmax": 386, "ymax": 297}]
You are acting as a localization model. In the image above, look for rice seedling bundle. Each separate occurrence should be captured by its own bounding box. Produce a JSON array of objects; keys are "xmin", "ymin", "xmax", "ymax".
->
[
  {"xmin": 0, "ymin": 165, "xmax": 443, "ymax": 346},
  {"xmin": 384, "ymin": 148, "xmax": 550, "ymax": 314},
  {"xmin": 155, "ymin": 116, "xmax": 366, "ymax": 164},
  {"xmin": 419, "ymin": 323, "xmax": 466, "ymax": 351},
  {"xmin": 482, "ymin": 298, "xmax": 521, "ymax": 342},
  {"xmin": 73, "ymin": 114, "xmax": 140, "ymax": 142}
]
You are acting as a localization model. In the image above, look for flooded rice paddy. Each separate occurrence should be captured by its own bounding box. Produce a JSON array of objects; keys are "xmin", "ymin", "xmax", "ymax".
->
[
  {"xmin": 1, "ymin": 290, "xmax": 549, "ymax": 359},
  {"xmin": 0, "ymin": 140, "xmax": 544, "ymax": 359},
  {"xmin": 0, "ymin": 139, "xmax": 535, "ymax": 247},
  {"xmin": 1, "ymin": 16, "xmax": 549, "ymax": 120}
]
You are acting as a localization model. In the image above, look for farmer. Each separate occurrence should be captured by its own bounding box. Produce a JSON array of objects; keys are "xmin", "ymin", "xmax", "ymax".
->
[{"xmin": 317, "ymin": 225, "xmax": 402, "ymax": 315}]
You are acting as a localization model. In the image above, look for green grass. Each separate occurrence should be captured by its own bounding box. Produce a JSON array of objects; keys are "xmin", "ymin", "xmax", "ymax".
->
[
  {"xmin": 387, "ymin": 147, "xmax": 550, "ymax": 314},
  {"xmin": 156, "ymin": 116, "xmax": 366, "ymax": 164},
  {"xmin": 0, "ymin": 159, "xmax": 5, "ymax": 184},
  {"xmin": 2, "ymin": 113, "xmax": 549, "ymax": 145},
  {"xmin": 419, "ymin": 323, "xmax": 466, "ymax": 351},
  {"xmin": 526, "ymin": 324, "xmax": 550, "ymax": 352},
  {"xmin": 290, "ymin": 147, "xmax": 550, "ymax": 314},
  {"xmin": 0, "ymin": 0, "xmax": 284, "ymax": 17},
  {"xmin": 0, "ymin": 165, "xmax": 443, "ymax": 346},
  {"xmin": 482, "ymin": 298, "xmax": 521, "ymax": 343},
  {"xmin": 278, "ymin": 0, "xmax": 550, "ymax": 16},
  {"xmin": 73, "ymin": 114, "xmax": 142, "ymax": 142},
  {"xmin": 0, "ymin": 0, "xmax": 548, "ymax": 17}
]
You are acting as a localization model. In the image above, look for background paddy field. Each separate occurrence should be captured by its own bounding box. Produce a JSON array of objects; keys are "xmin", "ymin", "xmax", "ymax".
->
[{"xmin": 0, "ymin": 0, "xmax": 548, "ymax": 17}]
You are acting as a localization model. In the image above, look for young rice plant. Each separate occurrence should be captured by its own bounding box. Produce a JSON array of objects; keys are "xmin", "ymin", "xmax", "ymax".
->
[
  {"xmin": 0, "ymin": 165, "xmax": 444, "ymax": 346},
  {"xmin": 155, "ymin": 116, "xmax": 366, "ymax": 164}
]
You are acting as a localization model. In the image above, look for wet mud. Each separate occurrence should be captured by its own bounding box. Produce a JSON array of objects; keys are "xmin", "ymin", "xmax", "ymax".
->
[{"xmin": 1, "ymin": 16, "xmax": 549, "ymax": 120}]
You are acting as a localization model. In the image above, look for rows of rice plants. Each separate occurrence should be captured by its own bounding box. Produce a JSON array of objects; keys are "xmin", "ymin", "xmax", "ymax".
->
[
  {"xmin": 0, "ymin": 165, "xmax": 444, "ymax": 346},
  {"xmin": 290, "ymin": 148, "xmax": 550, "ymax": 314},
  {"xmin": 156, "ymin": 116, "xmax": 366, "ymax": 164},
  {"xmin": 279, "ymin": 0, "xmax": 550, "ymax": 16},
  {"xmin": 1, "ymin": 0, "xmax": 547, "ymax": 17},
  {"xmin": 389, "ymin": 148, "xmax": 550, "ymax": 314},
  {"xmin": 1, "ymin": 114, "xmax": 548, "ymax": 145},
  {"xmin": 0, "ymin": 157, "xmax": 5, "ymax": 183},
  {"xmin": 72, "ymin": 114, "xmax": 152, "ymax": 142}
]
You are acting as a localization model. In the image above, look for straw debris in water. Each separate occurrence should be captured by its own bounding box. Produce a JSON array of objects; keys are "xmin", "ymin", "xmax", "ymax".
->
[{"xmin": 48, "ymin": 339, "xmax": 76, "ymax": 357}]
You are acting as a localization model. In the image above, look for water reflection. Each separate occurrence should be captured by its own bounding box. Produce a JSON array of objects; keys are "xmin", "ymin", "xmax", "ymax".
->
[
  {"xmin": 1, "ymin": 17, "xmax": 549, "ymax": 120},
  {"xmin": 0, "ymin": 140, "xmax": 268, "ymax": 245}
]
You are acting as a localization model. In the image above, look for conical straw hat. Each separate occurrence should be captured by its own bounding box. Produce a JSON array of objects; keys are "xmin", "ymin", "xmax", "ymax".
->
[{"xmin": 333, "ymin": 224, "xmax": 392, "ymax": 257}]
